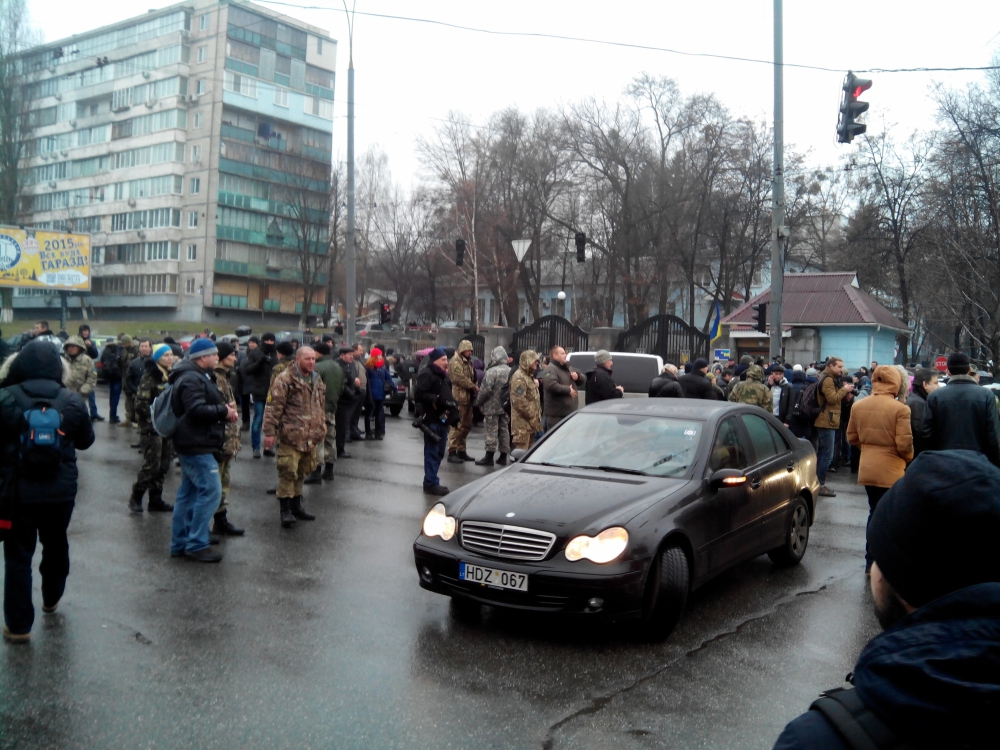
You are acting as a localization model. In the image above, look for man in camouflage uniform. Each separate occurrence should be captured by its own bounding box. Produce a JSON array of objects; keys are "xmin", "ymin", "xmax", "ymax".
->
[
  {"xmin": 129, "ymin": 344, "xmax": 176, "ymax": 513},
  {"xmin": 212, "ymin": 341, "xmax": 245, "ymax": 536},
  {"xmin": 117, "ymin": 335, "xmax": 142, "ymax": 425},
  {"xmin": 447, "ymin": 340, "xmax": 478, "ymax": 463},
  {"xmin": 61, "ymin": 336, "xmax": 97, "ymax": 402},
  {"xmin": 727, "ymin": 364, "xmax": 773, "ymax": 412},
  {"xmin": 263, "ymin": 346, "xmax": 327, "ymax": 529},
  {"xmin": 474, "ymin": 346, "xmax": 511, "ymax": 466},
  {"xmin": 510, "ymin": 350, "xmax": 542, "ymax": 450},
  {"xmin": 261, "ymin": 340, "xmax": 295, "ymax": 458}
]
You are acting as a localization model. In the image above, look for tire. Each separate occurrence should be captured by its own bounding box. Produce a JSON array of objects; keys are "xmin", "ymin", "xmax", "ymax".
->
[
  {"xmin": 389, "ymin": 405, "xmax": 402, "ymax": 417},
  {"xmin": 767, "ymin": 496, "xmax": 810, "ymax": 567},
  {"xmin": 636, "ymin": 543, "xmax": 690, "ymax": 642},
  {"xmin": 407, "ymin": 399, "xmax": 415, "ymax": 414}
]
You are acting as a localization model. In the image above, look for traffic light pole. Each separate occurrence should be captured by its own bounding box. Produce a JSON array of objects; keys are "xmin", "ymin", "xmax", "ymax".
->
[{"xmin": 769, "ymin": 0, "xmax": 785, "ymax": 361}]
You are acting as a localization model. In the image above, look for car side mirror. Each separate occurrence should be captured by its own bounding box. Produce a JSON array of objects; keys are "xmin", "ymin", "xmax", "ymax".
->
[
  {"xmin": 708, "ymin": 468, "xmax": 748, "ymax": 490},
  {"xmin": 510, "ymin": 448, "xmax": 527, "ymax": 462}
]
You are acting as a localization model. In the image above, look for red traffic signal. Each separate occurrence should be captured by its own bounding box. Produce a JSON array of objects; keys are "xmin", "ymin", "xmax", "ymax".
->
[{"xmin": 837, "ymin": 72, "xmax": 872, "ymax": 144}]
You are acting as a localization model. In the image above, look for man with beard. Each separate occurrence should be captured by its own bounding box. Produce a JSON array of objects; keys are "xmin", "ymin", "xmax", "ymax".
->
[{"xmin": 772, "ymin": 450, "xmax": 1000, "ymax": 749}]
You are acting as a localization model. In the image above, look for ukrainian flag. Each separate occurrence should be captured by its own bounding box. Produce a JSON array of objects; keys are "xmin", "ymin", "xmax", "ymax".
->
[{"xmin": 709, "ymin": 301, "xmax": 722, "ymax": 343}]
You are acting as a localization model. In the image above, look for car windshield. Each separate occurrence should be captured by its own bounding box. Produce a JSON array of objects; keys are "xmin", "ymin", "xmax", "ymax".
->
[{"xmin": 525, "ymin": 413, "xmax": 704, "ymax": 478}]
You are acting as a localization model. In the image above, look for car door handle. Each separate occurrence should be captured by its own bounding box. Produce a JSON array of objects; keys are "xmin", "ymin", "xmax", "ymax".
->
[
  {"xmin": 786, "ymin": 460, "xmax": 795, "ymax": 472},
  {"xmin": 749, "ymin": 477, "xmax": 763, "ymax": 490}
]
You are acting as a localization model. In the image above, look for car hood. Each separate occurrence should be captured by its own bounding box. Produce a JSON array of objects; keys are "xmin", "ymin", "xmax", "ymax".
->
[{"xmin": 449, "ymin": 465, "xmax": 690, "ymax": 537}]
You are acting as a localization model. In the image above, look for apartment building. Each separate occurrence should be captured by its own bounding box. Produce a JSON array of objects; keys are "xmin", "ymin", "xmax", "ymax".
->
[{"xmin": 15, "ymin": 0, "xmax": 336, "ymax": 324}]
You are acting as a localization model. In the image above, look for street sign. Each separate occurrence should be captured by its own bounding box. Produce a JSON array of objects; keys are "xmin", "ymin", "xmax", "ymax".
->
[
  {"xmin": 511, "ymin": 239, "xmax": 532, "ymax": 262},
  {"xmin": 714, "ymin": 349, "xmax": 731, "ymax": 361},
  {"xmin": 0, "ymin": 226, "xmax": 92, "ymax": 291},
  {"xmin": 934, "ymin": 355, "xmax": 948, "ymax": 372}
]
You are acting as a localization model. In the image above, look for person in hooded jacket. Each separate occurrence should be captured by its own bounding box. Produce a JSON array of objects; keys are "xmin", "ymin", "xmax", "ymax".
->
[
  {"xmin": 649, "ymin": 364, "xmax": 684, "ymax": 398},
  {"xmin": 61, "ymin": 336, "xmax": 97, "ymax": 404},
  {"xmin": 585, "ymin": 350, "xmax": 624, "ymax": 404},
  {"xmin": 773, "ymin": 450, "xmax": 1000, "ymax": 750},
  {"xmin": 446, "ymin": 340, "xmax": 478, "ymax": 463},
  {"xmin": 846, "ymin": 365, "xmax": 913, "ymax": 574},
  {"xmin": 100, "ymin": 338, "xmax": 123, "ymax": 423},
  {"xmin": 364, "ymin": 347, "xmax": 394, "ymax": 440},
  {"xmin": 0, "ymin": 341, "xmax": 95, "ymax": 644},
  {"xmin": 906, "ymin": 368, "xmax": 939, "ymax": 457},
  {"xmin": 786, "ymin": 369, "xmax": 811, "ymax": 439},
  {"xmin": 475, "ymin": 346, "xmax": 511, "ymax": 467},
  {"xmin": 510, "ymin": 350, "xmax": 542, "ymax": 450}
]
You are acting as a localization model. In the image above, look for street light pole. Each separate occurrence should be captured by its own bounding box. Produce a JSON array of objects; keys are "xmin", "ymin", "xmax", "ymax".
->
[
  {"xmin": 769, "ymin": 0, "xmax": 785, "ymax": 361},
  {"xmin": 343, "ymin": 2, "xmax": 356, "ymax": 345}
]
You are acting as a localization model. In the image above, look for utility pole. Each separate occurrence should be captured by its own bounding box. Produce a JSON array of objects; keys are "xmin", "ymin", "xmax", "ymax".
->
[
  {"xmin": 769, "ymin": 0, "xmax": 785, "ymax": 361},
  {"xmin": 344, "ymin": 4, "xmax": 356, "ymax": 345}
]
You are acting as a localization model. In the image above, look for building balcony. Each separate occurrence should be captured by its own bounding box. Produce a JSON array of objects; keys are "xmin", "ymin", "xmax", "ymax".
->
[{"xmin": 213, "ymin": 257, "xmax": 327, "ymax": 284}]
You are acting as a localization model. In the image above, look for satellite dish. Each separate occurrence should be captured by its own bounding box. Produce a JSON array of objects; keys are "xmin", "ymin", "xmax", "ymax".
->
[{"xmin": 511, "ymin": 239, "xmax": 531, "ymax": 262}]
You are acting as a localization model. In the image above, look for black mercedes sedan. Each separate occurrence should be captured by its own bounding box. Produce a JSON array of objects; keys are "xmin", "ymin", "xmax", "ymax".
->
[{"xmin": 413, "ymin": 400, "xmax": 819, "ymax": 640}]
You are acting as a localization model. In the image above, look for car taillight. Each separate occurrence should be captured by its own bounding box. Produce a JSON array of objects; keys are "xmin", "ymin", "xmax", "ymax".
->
[{"xmin": 398, "ymin": 384, "xmax": 406, "ymax": 392}]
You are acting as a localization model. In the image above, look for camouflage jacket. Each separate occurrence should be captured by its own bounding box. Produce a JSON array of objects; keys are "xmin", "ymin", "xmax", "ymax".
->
[
  {"xmin": 263, "ymin": 363, "xmax": 327, "ymax": 453},
  {"xmin": 727, "ymin": 366, "xmax": 773, "ymax": 412},
  {"xmin": 269, "ymin": 358, "xmax": 291, "ymax": 387},
  {"xmin": 475, "ymin": 347, "xmax": 511, "ymax": 417},
  {"xmin": 214, "ymin": 364, "xmax": 242, "ymax": 458},
  {"xmin": 449, "ymin": 345, "xmax": 478, "ymax": 405},
  {"xmin": 135, "ymin": 359, "xmax": 170, "ymax": 434},
  {"xmin": 118, "ymin": 343, "xmax": 141, "ymax": 394},
  {"xmin": 510, "ymin": 351, "xmax": 542, "ymax": 434},
  {"xmin": 62, "ymin": 337, "xmax": 97, "ymax": 397}
]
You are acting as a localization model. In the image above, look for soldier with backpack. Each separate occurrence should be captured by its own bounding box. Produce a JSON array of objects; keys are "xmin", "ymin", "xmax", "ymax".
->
[
  {"xmin": 0, "ymin": 340, "xmax": 95, "ymax": 644},
  {"xmin": 128, "ymin": 344, "xmax": 176, "ymax": 515}
]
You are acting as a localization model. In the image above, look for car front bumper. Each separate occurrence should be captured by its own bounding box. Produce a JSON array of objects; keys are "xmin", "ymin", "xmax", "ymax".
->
[{"xmin": 413, "ymin": 537, "xmax": 650, "ymax": 619}]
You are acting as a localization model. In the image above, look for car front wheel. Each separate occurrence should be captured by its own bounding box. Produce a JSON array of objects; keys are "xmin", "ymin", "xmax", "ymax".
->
[
  {"xmin": 767, "ymin": 496, "xmax": 810, "ymax": 567},
  {"xmin": 389, "ymin": 405, "xmax": 402, "ymax": 417},
  {"xmin": 636, "ymin": 543, "xmax": 689, "ymax": 642}
]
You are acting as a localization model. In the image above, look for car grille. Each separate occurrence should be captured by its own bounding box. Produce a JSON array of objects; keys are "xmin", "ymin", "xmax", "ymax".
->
[{"xmin": 460, "ymin": 521, "xmax": 556, "ymax": 562}]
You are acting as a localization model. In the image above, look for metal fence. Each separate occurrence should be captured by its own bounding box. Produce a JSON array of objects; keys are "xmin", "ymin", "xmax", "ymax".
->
[
  {"xmin": 511, "ymin": 315, "xmax": 589, "ymax": 355},
  {"xmin": 616, "ymin": 314, "xmax": 710, "ymax": 365}
]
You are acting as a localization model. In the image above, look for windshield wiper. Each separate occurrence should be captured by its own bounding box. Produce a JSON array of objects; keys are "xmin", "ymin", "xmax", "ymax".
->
[
  {"xmin": 530, "ymin": 461, "xmax": 571, "ymax": 469},
  {"xmin": 570, "ymin": 465, "xmax": 649, "ymax": 476}
]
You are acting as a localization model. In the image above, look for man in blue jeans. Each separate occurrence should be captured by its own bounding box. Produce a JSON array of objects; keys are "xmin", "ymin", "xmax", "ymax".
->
[
  {"xmin": 167, "ymin": 338, "xmax": 238, "ymax": 562},
  {"xmin": 414, "ymin": 348, "xmax": 458, "ymax": 496},
  {"xmin": 243, "ymin": 333, "xmax": 276, "ymax": 459},
  {"xmin": 813, "ymin": 356, "xmax": 854, "ymax": 497}
]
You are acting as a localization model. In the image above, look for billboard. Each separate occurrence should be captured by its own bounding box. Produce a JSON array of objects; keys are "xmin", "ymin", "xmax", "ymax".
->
[{"xmin": 0, "ymin": 226, "xmax": 92, "ymax": 292}]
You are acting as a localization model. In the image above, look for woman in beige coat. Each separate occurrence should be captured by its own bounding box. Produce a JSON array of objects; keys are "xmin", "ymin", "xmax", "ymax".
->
[{"xmin": 846, "ymin": 365, "xmax": 914, "ymax": 574}]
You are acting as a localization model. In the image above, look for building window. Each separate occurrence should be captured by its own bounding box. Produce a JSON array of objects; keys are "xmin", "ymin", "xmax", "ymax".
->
[
  {"xmin": 185, "ymin": 278, "xmax": 196, "ymax": 294},
  {"xmin": 190, "ymin": 177, "xmax": 201, "ymax": 195},
  {"xmin": 197, "ymin": 46, "xmax": 207, "ymax": 63},
  {"xmin": 273, "ymin": 87, "xmax": 288, "ymax": 107},
  {"xmin": 199, "ymin": 14, "xmax": 209, "ymax": 31},
  {"xmin": 191, "ymin": 144, "xmax": 202, "ymax": 164},
  {"xmin": 223, "ymin": 70, "xmax": 257, "ymax": 98},
  {"xmin": 193, "ymin": 112, "xmax": 202, "ymax": 128},
  {"xmin": 317, "ymin": 38, "xmax": 323, "ymax": 54},
  {"xmin": 304, "ymin": 96, "xmax": 333, "ymax": 120},
  {"xmin": 196, "ymin": 78, "xmax": 206, "ymax": 95},
  {"xmin": 188, "ymin": 211, "xmax": 199, "ymax": 228},
  {"xmin": 187, "ymin": 244, "xmax": 197, "ymax": 261},
  {"xmin": 92, "ymin": 247, "xmax": 104, "ymax": 265}
]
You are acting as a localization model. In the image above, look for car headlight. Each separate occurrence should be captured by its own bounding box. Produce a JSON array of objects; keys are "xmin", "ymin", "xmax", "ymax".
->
[
  {"xmin": 564, "ymin": 527, "xmax": 628, "ymax": 563},
  {"xmin": 422, "ymin": 503, "xmax": 456, "ymax": 541}
]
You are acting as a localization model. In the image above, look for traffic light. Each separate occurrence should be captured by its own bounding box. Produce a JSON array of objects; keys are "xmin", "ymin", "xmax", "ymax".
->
[
  {"xmin": 574, "ymin": 232, "xmax": 586, "ymax": 263},
  {"xmin": 752, "ymin": 302, "xmax": 767, "ymax": 333},
  {"xmin": 380, "ymin": 303, "xmax": 390, "ymax": 324},
  {"xmin": 837, "ymin": 72, "xmax": 872, "ymax": 144},
  {"xmin": 455, "ymin": 238, "xmax": 466, "ymax": 266}
]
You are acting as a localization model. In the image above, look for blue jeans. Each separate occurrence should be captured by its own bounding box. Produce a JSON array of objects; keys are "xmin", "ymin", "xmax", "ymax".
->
[
  {"xmin": 251, "ymin": 399, "xmax": 266, "ymax": 451},
  {"xmin": 87, "ymin": 389, "xmax": 100, "ymax": 418},
  {"xmin": 423, "ymin": 421, "xmax": 450, "ymax": 488},
  {"xmin": 108, "ymin": 379, "xmax": 122, "ymax": 420},
  {"xmin": 816, "ymin": 427, "xmax": 837, "ymax": 485},
  {"xmin": 171, "ymin": 454, "xmax": 222, "ymax": 555}
]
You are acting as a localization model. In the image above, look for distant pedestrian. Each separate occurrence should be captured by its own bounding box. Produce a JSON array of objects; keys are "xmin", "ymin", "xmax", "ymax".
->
[
  {"xmin": 415, "ymin": 348, "xmax": 458, "ymax": 496},
  {"xmin": 77, "ymin": 325, "xmax": 103, "ymax": 422},
  {"xmin": 679, "ymin": 358, "xmax": 720, "ymax": 400},
  {"xmin": 907, "ymin": 368, "xmax": 939, "ymax": 457},
  {"xmin": 447, "ymin": 340, "xmax": 478, "ymax": 463},
  {"xmin": 364, "ymin": 347, "xmax": 393, "ymax": 440},
  {"xmin": 211, "ymin": 341, "xmax": 245, "ymax": 537},
  {"xmin": 814, "ymin": 357, "xmax": 854, "ymax": 497},
  {"xmin": 733, "ymin": 354, "xmax": 753, "ymax": 381},
  {"xmin": 510, "ymin": 350, "xmax": 542, "ymax": 450},
  {"xmin": 786, "ymin": 368, "xmax": 811, "ymax": 439},
  {"xmin": 846, "ymin": 365, "xmax": 913, "ymax": 574},
  {"xmin": 475, "ymin": 346, "xmax": 511, "ymax": 466},
  {"xmin": 335, "ymin": 347, "xmax": 359, "ymax": 458},
  {"xmin": 168, "ymin": 339, "xmax": 237, "ymax": 562},
  {"xmin": 584, "ymin": 350, "xmax": 624, "ymax": 404},
  {"xmin": 263, "ymin": 347, "xmax": 326, "ymax": 528},
  {"xmin": 766, "ymin": 364, "xmax": 793, "ymax": 423},
  {"xmin": 119, "ymin": 337, "xmax": 147, "ymax": 427},
  {"xmin": 100, "ymin": 338, "xmax": 123, "ymax": 423},
  {"xmin": 649, "ymin": 364, "xmax": 683, "ymax": 398},
  {"xmin": 727, "ymin": 365, "xmax": 772, "ymax": 411},
  {"xmin": 920, "ymin": 352, "xmax": 1000, "ymax": 466},
  {"xmin": 60, "ymin": 337, "xmax": 97, "ymax": 409},
  {"xmin": 244, "ymin": 332, "xmax": 276, "ymax": 459},
  {"xmin": 350, "ymin": 343, "xmax": 369, "ymax": 441},
  {"xmin": 540, "ymin": 345, "xmax": 581, "ymax": 430},
  {"xmin": 313, "ymin": 342, "xmax": 344, "ymax": 481},
  {"xmin": 1, "ymin": 341, "xmax": 95, "ymax": 644},
  {"xmin": 129, "ymin": 344, "xmax": 176, "ymax": 514}
]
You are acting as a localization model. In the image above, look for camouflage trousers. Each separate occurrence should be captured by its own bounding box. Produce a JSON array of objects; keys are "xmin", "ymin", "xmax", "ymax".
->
[
  {"xmin": 276, "ymin": 443, "xmax": 320, "ymax": 498},
  {"xmin": 448, "ymin": 403, "xmax": 473, "ymax": 452},
  {"xmin": 511, "ymin": 429, "xmax": 536, "ymax": 451},
  {"xmin": 124, "ymin": 392, "xmax": 136, "ymax": 423},
  {"xmin": 320, "ymin": 412, "xmax": 337, "ymax": 465},
  {"xmin": 132, "ymin": 433, "xmax": 172, "ymax": 495},
  {"xmin": 217, "ymin": 457, "xmax": 231, "ymax": 513},
  {"xmin": 483, "ymin": 413, "xmax": 510, "ymax": 454}
]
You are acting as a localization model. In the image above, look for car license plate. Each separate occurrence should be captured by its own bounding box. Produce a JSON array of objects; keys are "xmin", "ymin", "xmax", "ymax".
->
[{"xmin": 459, "ymin": 562, "xmax": 529, "ymax": 591}]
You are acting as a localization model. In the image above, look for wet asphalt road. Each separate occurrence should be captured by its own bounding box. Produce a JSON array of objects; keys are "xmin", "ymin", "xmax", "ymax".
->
[{"xmin": 1, "ymin": 391, "xmax": 880, "ymax": 749}]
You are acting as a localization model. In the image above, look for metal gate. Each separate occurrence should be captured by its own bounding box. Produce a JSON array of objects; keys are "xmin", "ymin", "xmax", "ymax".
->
[
  {"xmin": 468, "ymin": 333, "xmax": 486, "ymax": 362},
  {"xmin": 511, "ymin": 315, "xmax": 589, "ymax": 355},
  {"xmin": 616, "ymin": 315, "xmax": 711, "ymax": 364}
]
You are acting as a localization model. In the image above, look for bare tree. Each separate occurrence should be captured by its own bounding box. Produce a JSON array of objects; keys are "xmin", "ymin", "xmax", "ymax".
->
[{"xmin": 0, "ymin": 0, "xmax": 39, "ymax": 224}]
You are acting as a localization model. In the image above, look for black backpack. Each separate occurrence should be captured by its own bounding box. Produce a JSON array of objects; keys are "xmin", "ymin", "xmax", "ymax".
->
[
  {"xmin": 810, "ymin": 687, "xmax": 912, "ymax": 750},
  {"xmin": 7, "ymin": 386, "xmax": 71, "ymax": 476},
  {"xmin": 798, "ymin": 375, "xmax": 827, "ymax": 421}
]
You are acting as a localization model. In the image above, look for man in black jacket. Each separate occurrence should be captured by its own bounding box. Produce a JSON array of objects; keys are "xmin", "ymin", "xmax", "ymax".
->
[
  {"xmin": 1, "ymin": 341, "xmax": 95, "ymax": 644},
  {"xmin": 920, "ymin": 352, "xmax": 1000, "ymax": 466},
  {"xmin": 907, "ymin": 368, "xmax": 939, "ymax": 457},
  {"xmin": 773, "ymin": 450, "xmax": 1000, "ymax": 750},
  {"xmin": 335, "ymin": 347, "xmax": 359, "ymax": 458},
  {"xmin": 649, "ymin": 364, "xmax": 683, "ymax": 398},
  {"xmin": 100, "ymin": 339, "xmax": 123, "ymax": 423},
  {"xmin": 584, "ymin": 350, "xmax": 624, "ymax": 404},
  {"xmin": 167, "ymin": 338, "xmax": 237, "ymax": 563},
  {"xmin": 679, "ymin": 358, "xmax": 719, "ymax": 400},
  {"xmin": 243, "ymin": 333, "xmax": 276, "ymax": 458},
  {"xmin": 415, "ymin": 347, "xmax": 457, "ymax": 495},
  {"xmin": 767, "ymin": 364, "xmax": 794, "ymax": 425}
]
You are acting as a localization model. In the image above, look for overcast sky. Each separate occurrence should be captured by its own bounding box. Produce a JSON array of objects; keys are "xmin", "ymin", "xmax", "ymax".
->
[{"xmin": 26, "ymin": 0, "xmax": 1000, "ymax": 190}]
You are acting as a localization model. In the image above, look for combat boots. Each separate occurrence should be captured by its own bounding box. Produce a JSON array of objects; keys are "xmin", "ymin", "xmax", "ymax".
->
[
  {"xmin": 128, "ymin": 488, "xmax": 144, "ymax": 514},
  {"xmin": 447, "ymin": 451, "xmax": 463, "ymax": 464},
  {"xmin": 322, "ymin": 463, "xmax": 335, "ymax": 480},
  {"xmin": 147, "ymin": 489, "xmax": 174, "ymax": 512},
  {"xmin": 290, "ymin": 495, "xmax": 315, "ymax": 521},
  {"xmin": 279, "ymin": 498, "xmax": 296, "ymax": 528},
  {"xmin": 213, "ymin": 511, "xmax": 244, "ymax": 536},
  {"xmin": 475, "ymin": 452, "xmax": 495, "ymax": 466},
  {"xmin": 458, "ymin": 451, "xmax": 476, "ymax": 462},
  {"xmin": 303, "ymin": 467, "xmax": 322, "ymax": 485},
  {"xmin": 496, "ymin": 453, "xmax": 509, "ymax": 466}
]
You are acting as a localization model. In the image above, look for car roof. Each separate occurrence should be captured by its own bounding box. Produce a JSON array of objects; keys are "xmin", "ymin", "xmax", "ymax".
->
[{"xmin": 579, "ymin": 398, "xmax": 746, "ymax": 422}]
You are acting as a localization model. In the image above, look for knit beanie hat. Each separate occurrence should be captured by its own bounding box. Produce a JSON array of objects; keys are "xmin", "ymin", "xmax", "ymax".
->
[
  {"xmin": 428, "ymin": 347, "xmax": 447, "ymax": 362},
  {"xmin": 276, "ymin": 341, "xmax": 295, "ymax": 356},
  {"xmin": 216, "ymin": 341, "xmax": 235, "ymax": 360},
  {"xmin": 151, "ymin": 344, "xmax": 172, "ymax": 363},
  {"xmin": 188, "ymin": 338, "xmax": 218, "ymax": 358},
  {"xmin": 868, "ymin": 450, "xmax": 1000, "ymax": 607},
  {"xmin": 594, "ymin": 350, "xmax": 611, "ymax": 365}
]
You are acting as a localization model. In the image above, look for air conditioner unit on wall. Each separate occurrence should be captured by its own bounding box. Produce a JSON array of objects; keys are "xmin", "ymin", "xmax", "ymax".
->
[
  {"xmin": 142, "ymin": 71, "xmax": 151, "ymax": 79},
  {"xmin": 180, "ymin": 29, "xmax": 190, "ymax": 39},
  {"xmin": 145, "ymin": 98, "xmax": 156, "ymax": 108},
  {"xmin": 69, "ymin": 120, "xmax": 77, "ymax": 128},
  {"xmin": 54, "ymin": 92, "xmax": 62, "ymax": 100},
  {"xmin": 127, "ymin": 198, "xmax": 136, "ymax": 207}
]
